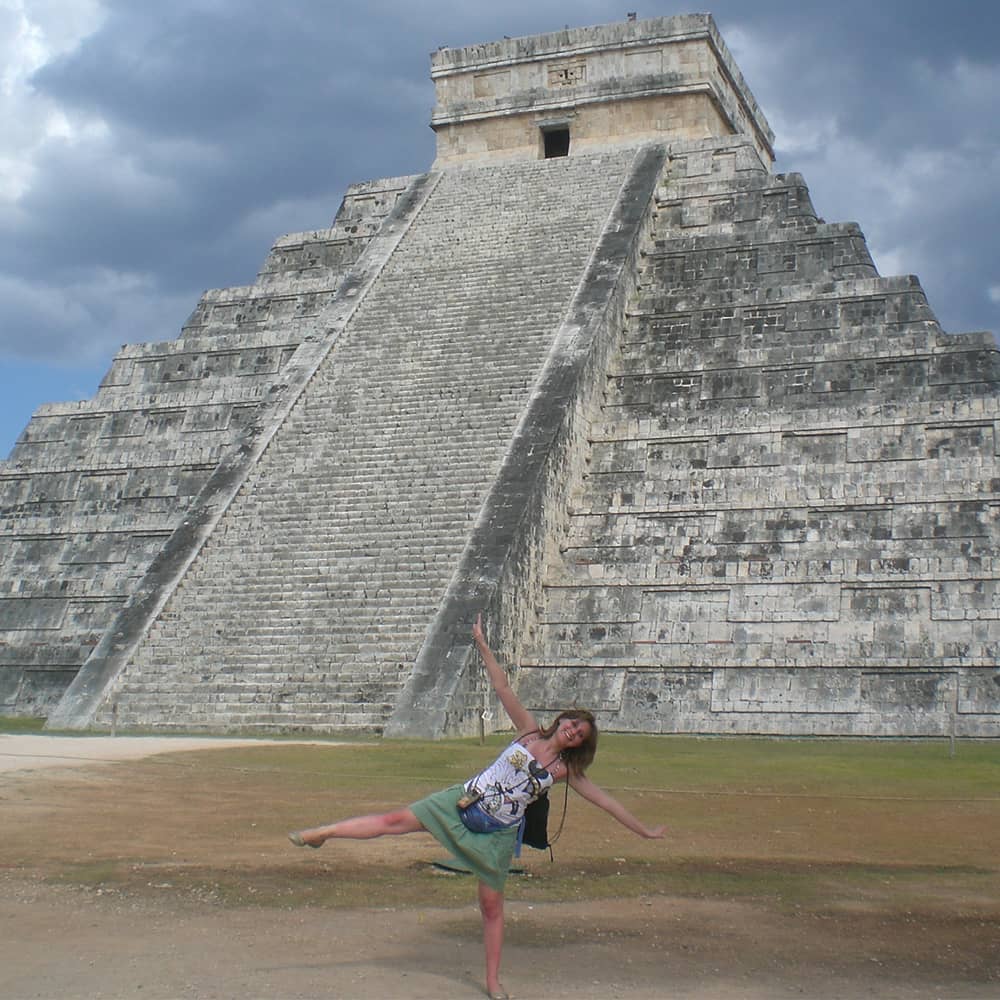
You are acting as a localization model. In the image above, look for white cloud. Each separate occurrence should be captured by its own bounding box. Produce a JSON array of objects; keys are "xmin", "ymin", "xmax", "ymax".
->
[
  {"xmin": 989, "ymin": 286, "xmax": 1000, "ymax": 305},
  {"xmin": 232, "ymin": 194, "xmax": 346, "ymax": 247},
  {"xmin": 915, "ymin": 54, "xmax": 1000, "ymax": 120},
  {"xmin": 0, "ymin": 266, "xmax": 193, "ymax": 363},
  {"xmin": 0, "ymin": 0, "xmax": 106, "ymax": 199}
]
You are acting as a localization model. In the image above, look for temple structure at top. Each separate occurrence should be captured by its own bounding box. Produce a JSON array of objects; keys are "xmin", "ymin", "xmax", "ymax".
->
[
  {"xmin": 1, "ymin": 15, "xmax": 997, "ymax": 739},
  {"xmin": 429, "ymin": 15, "xmax": 773, "ymax": 167}
]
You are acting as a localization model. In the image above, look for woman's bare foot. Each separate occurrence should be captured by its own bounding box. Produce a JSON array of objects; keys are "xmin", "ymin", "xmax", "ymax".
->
[{"xmin": 287, "ymin": 830, "xmax": 323, "ymax": 848}]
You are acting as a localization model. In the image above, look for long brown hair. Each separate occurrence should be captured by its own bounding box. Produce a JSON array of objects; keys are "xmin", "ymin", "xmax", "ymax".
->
[{"xmin": 539, "ymin": 709, "xmax": 598, "ymax": 776}]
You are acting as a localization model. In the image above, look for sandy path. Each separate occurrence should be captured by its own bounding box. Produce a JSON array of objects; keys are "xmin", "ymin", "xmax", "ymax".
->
[{"xmin": 0, "ymin": 733, "xmax": 325, "ymax": 773}]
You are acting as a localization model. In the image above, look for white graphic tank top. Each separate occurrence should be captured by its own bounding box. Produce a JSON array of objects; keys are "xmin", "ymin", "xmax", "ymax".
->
[{"xmin": 464, "ymin": 739, "xmax": 557, "ymax": 824}]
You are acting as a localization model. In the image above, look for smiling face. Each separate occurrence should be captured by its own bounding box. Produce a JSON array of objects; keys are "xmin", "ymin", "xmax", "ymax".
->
[
  {"xmin": 548, "ymin": 709, "xmax": 598, "ymax": 774},
  {"xmin": 558, "ymin": 715, "xmax": 592, "ymax": 749}
]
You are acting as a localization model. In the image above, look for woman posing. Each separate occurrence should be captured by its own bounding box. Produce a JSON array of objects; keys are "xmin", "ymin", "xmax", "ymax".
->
[{"xmin": 289, "ymin": 614, "xmax": 665, "ymax": 1000}]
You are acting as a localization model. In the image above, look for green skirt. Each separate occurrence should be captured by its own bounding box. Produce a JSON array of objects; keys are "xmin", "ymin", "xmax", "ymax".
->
[{"xmin": 410, "ymin": 785, "xmax": 519, "ymax": 892}]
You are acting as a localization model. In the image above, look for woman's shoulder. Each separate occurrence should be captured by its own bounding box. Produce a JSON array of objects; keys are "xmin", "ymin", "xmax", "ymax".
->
[
  {"xmin": 516, "ymin": 726, "xmax": 543, "ymax": 742},
  {"xmin": 516, "ymin": 730, "xmax": 546, "ymax": 753}
]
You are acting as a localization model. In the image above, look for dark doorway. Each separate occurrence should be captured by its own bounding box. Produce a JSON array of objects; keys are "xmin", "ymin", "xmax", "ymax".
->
[{"xmin": 543, "ymin": 127, "xmax": 570, "ymax": 158}]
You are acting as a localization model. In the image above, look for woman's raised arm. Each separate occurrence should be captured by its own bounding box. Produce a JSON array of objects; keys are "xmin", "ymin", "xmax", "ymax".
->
[
  {"xmin": 472, "ymin": 613, "xmax": 537, "ymax": 734},
  {"xmin": 568, "ymin": 772, "xmax": 666, "ymax": 839}
]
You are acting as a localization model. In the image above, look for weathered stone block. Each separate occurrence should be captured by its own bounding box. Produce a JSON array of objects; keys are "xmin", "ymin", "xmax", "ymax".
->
[{"xmin": 711, "ymin": 668, "xmax": 862, "ymax": 714}]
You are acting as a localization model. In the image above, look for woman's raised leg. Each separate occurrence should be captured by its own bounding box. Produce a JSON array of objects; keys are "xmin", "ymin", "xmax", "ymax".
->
[{"xmin": 289, "ymin": 807, "xmax": 423, "ymax": 847}]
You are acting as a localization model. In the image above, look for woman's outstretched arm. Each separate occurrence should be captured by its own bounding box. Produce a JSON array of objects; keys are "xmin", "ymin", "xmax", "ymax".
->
[
  {"xmin": 472, "ymin": 613, "xmax": 537, "ymax": 734},
  {"xmin": 568, "ymin": 772, "xmax": 666, "ymax": 839}
]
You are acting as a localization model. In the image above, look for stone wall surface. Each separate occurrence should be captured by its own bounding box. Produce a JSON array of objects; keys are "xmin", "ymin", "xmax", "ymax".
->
[
  {"xmin": 67, "ymin": 150, "xmax": 638, "ymax": 732},
  {"xmin": 516, "ymin": 139, "xmax": 1000, "ymax": 736},
  {"xmin": 0, "ymin": 178, "xmax": 410, "ymax": 715}
]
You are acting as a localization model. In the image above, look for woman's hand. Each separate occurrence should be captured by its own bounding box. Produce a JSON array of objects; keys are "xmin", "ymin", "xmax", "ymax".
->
[{"xmin": 472, "ymin": 613, "xmax": 486, "ymax": 647}]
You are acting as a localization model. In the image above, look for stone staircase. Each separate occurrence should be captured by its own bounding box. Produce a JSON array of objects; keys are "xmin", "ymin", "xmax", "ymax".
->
[
  {"xmin": 0, "ymin": 177, "xmax": 410, "ymax": 715},
  {"xmin": 518, "ymin": 140, "xmax": 1000, "ymax": 736},
  {"xmin": 87, "ymin": 150, "xmax": 639, "ymax": 732}
]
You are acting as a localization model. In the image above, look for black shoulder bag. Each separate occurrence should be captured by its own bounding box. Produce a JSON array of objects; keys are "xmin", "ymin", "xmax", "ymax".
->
[{"xmin": 521, "ymin": 775, "xmax": 569, "ymax": 858}]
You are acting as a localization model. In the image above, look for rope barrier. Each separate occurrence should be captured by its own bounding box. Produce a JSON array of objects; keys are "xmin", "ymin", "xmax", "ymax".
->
[{"xmin": 2, "ymin": 749, "xmax": 997, "ymax": 802}]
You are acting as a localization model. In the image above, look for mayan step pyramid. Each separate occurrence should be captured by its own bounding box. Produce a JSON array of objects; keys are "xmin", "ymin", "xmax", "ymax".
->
[{"xmin": 1, "ymin": 15, "xmax": 997, "ymax": 737}]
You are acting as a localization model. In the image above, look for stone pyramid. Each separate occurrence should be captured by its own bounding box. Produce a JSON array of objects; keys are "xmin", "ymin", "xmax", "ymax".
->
[{"xmin": 1, "ymin": 15, "xmax": 997, "ymax": 738}]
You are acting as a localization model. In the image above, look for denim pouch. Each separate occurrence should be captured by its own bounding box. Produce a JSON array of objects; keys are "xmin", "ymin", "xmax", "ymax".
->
[{"xmin": 458, "ymin": 799, "xmax": 513, "ymax": 834}]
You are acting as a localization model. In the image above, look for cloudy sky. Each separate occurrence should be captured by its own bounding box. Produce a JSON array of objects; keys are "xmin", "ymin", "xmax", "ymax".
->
[{"xmin": 2, "ymin": 0, "xmax": 998, "ymax": 459}]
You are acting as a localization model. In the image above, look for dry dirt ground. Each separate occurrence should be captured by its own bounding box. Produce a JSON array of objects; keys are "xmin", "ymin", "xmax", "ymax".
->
[{"xmin": 1, "ymin": 734, "xmax": 997, "ymax": 1000}]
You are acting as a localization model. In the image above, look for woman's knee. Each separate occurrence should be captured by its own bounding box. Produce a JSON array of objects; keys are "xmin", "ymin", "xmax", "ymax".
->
[
  {"xmin": 382, "ymin": 808, "xmax": 422, "ymax": 835},
  {"xmin": 478, "ymin": 884, "xmax": 504, "ymax": 921}
]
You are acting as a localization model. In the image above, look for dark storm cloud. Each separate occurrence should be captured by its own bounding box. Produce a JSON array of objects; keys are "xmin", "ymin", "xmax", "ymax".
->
[
  {"xmin": 17, "ymin": 3, "xmax": 435, "ymax": 293},
  {"xmin": 731, "ymin": 2, "xmax": 999, "ymax": 151},
  {"xmin": 1, "ymin": 0, "xmax": 997, "ymax": 459},
  {"xmin": 3, "ymin": 0, "xmax": 616, "ymax": 335}
]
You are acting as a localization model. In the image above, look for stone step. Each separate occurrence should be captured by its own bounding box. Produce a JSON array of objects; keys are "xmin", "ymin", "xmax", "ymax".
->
[
  {"xmin": 109, "ymin": 677, "xmax": 409, "ymax": 698},
  {"xmin": 34, "ymin": 385, "xmax": 269, "ymax": 414},
  {"xmin": 572, "ymin": 476, "xmax": 1000, "ymax": 518},
  {"xmin": 588, "ymin": 392, "xmax": 1000, "ymax": 443}
]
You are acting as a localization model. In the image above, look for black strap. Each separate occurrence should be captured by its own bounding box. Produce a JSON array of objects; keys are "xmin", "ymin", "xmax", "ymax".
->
[
  {"xmin": 549, "ymin": 776, "xmax": 570, "ymax": 846},
  {"xmin": 530, "ymin": 775, "xmax": 570, "ymax": 861},
  {"xmin": 468, "ymin": 731, "xmax": 561, "ymax": 801},
  {"xmin": 520, "ymin": 729, "xmax": 562, "ymax": 774}
]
